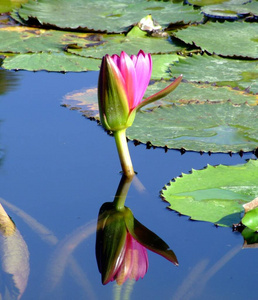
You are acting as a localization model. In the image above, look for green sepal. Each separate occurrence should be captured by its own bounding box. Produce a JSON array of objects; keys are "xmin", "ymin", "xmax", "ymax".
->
[
  {"xmin": 98, "ymin": 56, "xmax": 130, "ymax": 131},
  {"xmin": 135, "ymin": 75, "xmax": 183, "ymax": 112},
  {"xmin": 242, "ymin": 207, "xmax": 258, "ymax": 232},
  {"xmin": 125, "ymin": 215, "xmax": 178, "ymax": 265}
]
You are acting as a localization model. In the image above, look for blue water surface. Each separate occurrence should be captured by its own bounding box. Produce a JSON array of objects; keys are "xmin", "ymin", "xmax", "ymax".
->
[{"xmin": 0, "ymin": 70, "xmax": 257, "ymax": 300}]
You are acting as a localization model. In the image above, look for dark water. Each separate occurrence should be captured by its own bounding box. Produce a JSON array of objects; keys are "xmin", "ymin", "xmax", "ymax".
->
[{"xmin": 0, "ymin": 70, "xmax": 256, "ymax": 300}]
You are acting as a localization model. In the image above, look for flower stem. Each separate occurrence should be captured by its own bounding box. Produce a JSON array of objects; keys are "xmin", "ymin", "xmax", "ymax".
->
[
  {"xmin": 113, "ymin": 174, "xmax": 134, "ymax": 211},
  {"xmin": 113, "ymin": 129, "xmax": 135, "ymax": 177}
]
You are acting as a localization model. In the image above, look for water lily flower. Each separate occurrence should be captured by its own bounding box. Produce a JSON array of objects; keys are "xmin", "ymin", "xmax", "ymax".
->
[
  {"xmin": 96, "ymin": 175, "xmax": 178, "ymax": 285},
  {"xmin": 98, "ymin": 50, "xmax": 182, "ymax": 176}
]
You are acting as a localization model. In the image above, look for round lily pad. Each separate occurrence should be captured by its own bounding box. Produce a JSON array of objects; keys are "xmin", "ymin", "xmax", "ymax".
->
[
  {"xmin": 161, "ymin": 159, "xmax": 258, "ymax": 227},
  {"xmin": 127, "ymin": 103, "xmax": 258, "ymax": 152},
  {"xmin": 174, "ymin": 21, "xmax": 258, "ymax": 59},
  {"xmin": 14, "ymin": 0, "xmax": 203, "ymax": 33},
  {"xmin": 2, "ymin": 52, "xmax": 100, "ymax": 72},
  {"xmin": 170, "ymin": 54, "xmax": 258, "ymax": 93}
]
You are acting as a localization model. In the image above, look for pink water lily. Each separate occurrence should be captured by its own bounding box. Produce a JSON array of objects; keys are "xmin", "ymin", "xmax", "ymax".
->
[
  {"xmin": 111, "ymin": 50, "xmax": 152, "ymax": 112},
  {"xmin": 98, "ymin": 50, "xmax": 182, "ymax": 176}
]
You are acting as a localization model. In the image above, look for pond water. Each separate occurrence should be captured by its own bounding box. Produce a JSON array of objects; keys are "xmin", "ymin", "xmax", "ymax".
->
[{"xmin": 0, "ymin": 69, "xmax": 257, "ymax": 300}]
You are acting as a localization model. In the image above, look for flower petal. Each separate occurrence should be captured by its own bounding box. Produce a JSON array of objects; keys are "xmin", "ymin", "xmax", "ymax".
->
[{"xmin": 117, "ymin": 51, "xmax": 137, "ymax": 111}]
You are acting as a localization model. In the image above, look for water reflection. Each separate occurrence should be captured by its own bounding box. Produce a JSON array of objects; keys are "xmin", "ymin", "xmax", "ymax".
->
[
  {"xmin": 0, "ymin": 203, "xmax": 29, "ymax": 300},
  {"xmin": 0, "ymin": 69, "xmax": 20, "ymax": 96},
  {"xmin": 96, "ymin": 175, "xmax": 178, "ymax": 285}
]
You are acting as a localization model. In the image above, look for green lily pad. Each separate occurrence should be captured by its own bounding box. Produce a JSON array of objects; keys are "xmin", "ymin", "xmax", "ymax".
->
[
  {"xmin": 127, "ymin": 103, "xmax": 258, "ymax": 152},
  {"xmin": 174, "ymin": 21, "xmax": 258, "ymax": 59},
  {"xmin": 0, "ymin": 26, "xmax": 102, "ymax": 53},
  {"xmin": 151, "ymin": 54, "xmax": 183, "ymax": 80},
  {"xmin": 2, "ymin": 52, "xmax": 100, "ymax": 72},
  {"xmin": 186, "ymin": 0, "xmax": 232, "ymax": 6},
  {"xmin": 161, "ymin": 159, "xmax": 258, "ymax": 227},
  {"xmin": 242, "ymin": 206, "xmax": 258, "ymax": 231},
  {"xmin": 14, "ymin": 0, "xmax": 203, "ymax": 33},
  {"xmin": 201, "ymin": 0, "xmax": 257, "ymax": 19},
  {"xmin": 61, "ymin": 80, "xmax": 258, "ymax": 122},
  {"xmin": 144, "ymin": 81, "xmax": 258, "ymax": 105},
  {"xmin": 170, "ymin": 54, "xmax": 258, "ymax": 93},
  {"xmin": 67, "ymin": 29, "xmax": 182, "ymax": 59},
  {"xmin": 0, "ymin": 0, "xmax": 28, "ymax": 13}
]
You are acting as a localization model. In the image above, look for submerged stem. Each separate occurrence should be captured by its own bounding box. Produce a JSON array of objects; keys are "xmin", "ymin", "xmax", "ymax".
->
[{"xmin": 113, "ymin": 129, "xmax": 135, "ymax": 177}]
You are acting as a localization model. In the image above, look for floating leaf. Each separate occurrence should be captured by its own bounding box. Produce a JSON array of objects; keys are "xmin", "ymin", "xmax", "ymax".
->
[
  {"xmin": 67, "ymin": 29, "xmax": 182, "ymax": 59},
  {"xmin": 144, "ymin": 81, "xmax": 258, "ymax": 105},
  {"xmin": 3, "ymin": 52, "xmax": 100, "ymax": 72},
  {"xmin": 170, "ymin": 54, "xmax": 258, "ymax": 93},
  {"xmin": 62, "ymin": 79, "xmax": 257, "ymax": 120},
  {"xmin": 201, "ymin": 0, "xmax": 256, "ymax": 19},
  {"xmin": 242, "ymin": 206, "xmax": 258, "ymax": 232},
  {"xmin": 186, "ymin": 0, "xmax": 233, "ymax": 6},
  {"xmin": 242, "ymin": 227, "xmax": 258, "ymax": 247},
  {"xmin": 0, "ymin": 0, "xmax": 28, "ymax": 13},
  {"xmin": 151, "ymin": 54, "xmax": 182, "ymax": 80},
  {"xmin": 161, "ymin": 159, "xmax": 258, "ymax": 227},
  {"xmin": 14, "ymin": 0, "xmax": 203, "ymax": 33},
  {"xmin": 174, "ymin": 21, "xmax": 258, "ymax": 59},
  {"xmin": 127, "ymin": 103, "xmax": 258, "ymax": 152},
  {"xmin": 0, "ymin": 26, "xmax": 102, "ymax": 53}
]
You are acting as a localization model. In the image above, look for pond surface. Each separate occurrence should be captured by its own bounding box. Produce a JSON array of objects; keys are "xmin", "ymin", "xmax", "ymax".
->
[{"xmin": 0, "ymin": 69, "xmax": 257, "ymax": 300}]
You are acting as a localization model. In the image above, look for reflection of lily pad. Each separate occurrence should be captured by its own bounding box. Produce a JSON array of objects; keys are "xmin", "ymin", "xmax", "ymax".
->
[
  {"xmin": 127, "ymin": 103, "xmax": 258, "ymax": 152},
  {"xmin": 161, "ymin": 159, "xmax": 258, "ymax": 227},
  {"xmin": 174, "ymin": 21, "xmax": 258, "ymax": 59},
  {"xmin": 14, "ymin": 0, "xmax": 203, "ymax": 33},
  {"xmin": 170, "ymin": 54, "xmax": 258, "ymax": 93}
]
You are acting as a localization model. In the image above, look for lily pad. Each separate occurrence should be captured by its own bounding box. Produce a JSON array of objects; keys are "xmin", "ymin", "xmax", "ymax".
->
[
  {"xmin": 62, "ymin": 80, "xmax": 258, "ymax": 122},
  {"xmin": 201, "ymin": 0, "xmax": 257, "ymax": 19},
  {"xmin": 67, "ymin": 29, "xmax": 182, "ymax": 59},
  {"xmin": 174, "ymin": 21, "xmax": 258, "ymax": 59},
  {"xmin": 0, "ymin": 0, "xmax": 28, "ymax": 13},
  {"xmin": 170, "ymin": 54, "xmax": 258, "ymax": 93},
  {"xmin": 0, "ymin": 26, "xmax": 102, "ymax": 53},
  {"xmin": 161, "ymin": 159, "xmax": 258, "ymax": 227},
  {"xmin": 144, "ymin": 81, "xmax": 258, "ymax": 105},
  {"xmin": 242, "ymin": 206, "xmax": 258, "ymax": 231},
  {"xmin": 2, "ymin": 52, "xmax": 100, "ymax": 72},
  {"xmin": 14, "ymin": 0, "xmax": 203, "ymax": 33},
  {"xmin": 127, "ymin": 103, "xmax": 258, "ymax": 152}
]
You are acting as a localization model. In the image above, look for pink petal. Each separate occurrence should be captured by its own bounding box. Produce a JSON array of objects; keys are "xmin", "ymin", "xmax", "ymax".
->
[
  {"xmin": 134, "ymin": 51, "xmax": 152, "ymax": 107},
  {"xmin": 117, "ymin": 52, "xmax": 137, "ymax": 110}
]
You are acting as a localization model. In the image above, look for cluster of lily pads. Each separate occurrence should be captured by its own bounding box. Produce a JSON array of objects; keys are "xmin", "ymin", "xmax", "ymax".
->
[{"xmin": 0, "ymin": 0, "xmax": 257, "ymax": 239}]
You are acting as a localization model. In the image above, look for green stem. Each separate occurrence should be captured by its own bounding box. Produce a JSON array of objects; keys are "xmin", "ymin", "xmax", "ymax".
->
[
  {"xmin": 113, "ymin": 129, "xmax": 135, "ymax": 177},
  {"xmin": 113, "ymin": 175, "xmax": 134, "ymax": 211}
]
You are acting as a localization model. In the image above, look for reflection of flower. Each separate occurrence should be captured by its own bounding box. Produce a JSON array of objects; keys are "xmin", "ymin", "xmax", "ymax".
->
[
  {"xmin": 96, "ymin": 202, "xmax": 178, "ymax": 285},
  {"xmin": 98, "ymin": 50, "xmax": 182, "ymax": 176}
]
